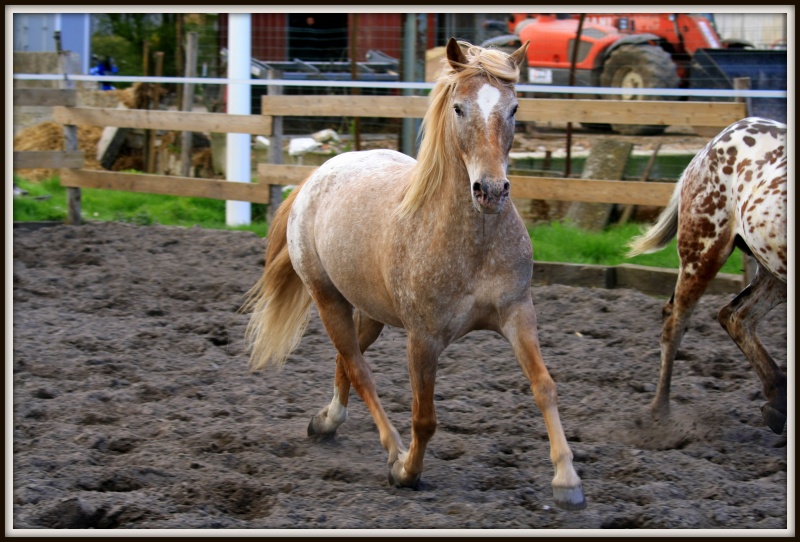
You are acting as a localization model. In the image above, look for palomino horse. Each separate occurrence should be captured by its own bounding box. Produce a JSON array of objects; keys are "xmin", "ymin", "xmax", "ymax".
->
[
  {"xmin": 245, "ymin": 38, "xmax": 586, "ymax": 510},
  {"xmin": 628, "ymin": 117, "xmax": 787, "ymax": 434}
]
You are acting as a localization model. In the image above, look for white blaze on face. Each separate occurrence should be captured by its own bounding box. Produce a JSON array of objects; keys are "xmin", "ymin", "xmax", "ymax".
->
[{"xmin": 477, "ymin": 84, "xmax": 501, "ymax": 124}]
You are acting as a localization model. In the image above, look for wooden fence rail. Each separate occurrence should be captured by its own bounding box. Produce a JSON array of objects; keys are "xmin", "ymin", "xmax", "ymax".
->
[
  {"xmin": 52, "ymin": 106, "xmax": 272, "ymax": 135},
  {"xmin": 13, "ymin": 88, "xmax": 77, "ymax": 107},
  {"xmin": 59, "ymin": 169, "xmax": 273, "ymax": 203},
  {"xmin": 256, "ymin": 164, "xmax": 678, "ymax": 207},
  {"xmin": 13, "ymin": 150, "xmax": 85, "ymax": 170},
  {"xmin": 260, "ymin": 95, "xmax": 747, "ymax": 127}
]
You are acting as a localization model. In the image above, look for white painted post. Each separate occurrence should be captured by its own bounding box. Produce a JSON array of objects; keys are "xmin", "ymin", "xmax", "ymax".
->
[
  {"xmin": 267, "ymin": 68, "xmax": 284, "ymax": 226},
  {"xmin": 225, "ymin": 13, "xmax": 252, "ymax": 226}
]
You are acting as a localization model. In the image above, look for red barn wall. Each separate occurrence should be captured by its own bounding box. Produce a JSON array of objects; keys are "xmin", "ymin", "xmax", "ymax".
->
[{"xmin": 219, "ymin": 13, "xmax": 437, "ymax": 63}]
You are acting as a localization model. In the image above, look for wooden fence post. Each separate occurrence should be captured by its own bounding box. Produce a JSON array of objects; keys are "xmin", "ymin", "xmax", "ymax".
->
[
  {"xmin": 617, "ymin": 142, "xmax": 662, "ymax": 225},
  {"xmin": 58, "ymin": 50, "xmax": 81, "ymax": 225},
  {"xmin": 180, "ymin": 32, "xmax": 199, "ymax": 177},
  {"xmin": 64, "ymin": 123, "xmax": 81, "ymax": 224},
  {"xmin": 266, "ymin": 69, "xmax": 284, "ymax": 225},
  {"xmin": 145, "ymin": 52, "xmax": 164, "ymax": 173}
]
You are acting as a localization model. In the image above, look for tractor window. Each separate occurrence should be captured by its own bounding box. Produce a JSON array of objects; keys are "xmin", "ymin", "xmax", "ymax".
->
[
  {"xmin": 567, "ymin": 39, "xmax": 594, "ymax": 64},
  {"xmin": 581, "ymin": 28, "xmax": 608, "ymax": 40}
]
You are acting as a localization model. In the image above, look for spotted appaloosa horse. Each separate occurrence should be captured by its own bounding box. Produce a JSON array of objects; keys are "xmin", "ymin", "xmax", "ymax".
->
[
  {"xmin": 244, "ymin": 38, "xmax": 587, "ymax": 510},
  {"xmin": 628, "ymin": 117, "xmax": 788, "ymax": 434}
]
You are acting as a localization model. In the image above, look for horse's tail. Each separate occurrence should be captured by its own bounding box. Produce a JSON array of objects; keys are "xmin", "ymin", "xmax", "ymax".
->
[
  {"xmin": 243, "ymin": 185, "xmax": 312, "ymax": 371},
  {"xmin": 626, "ymin": 180, "xmax": 681, "ymax": 257}
]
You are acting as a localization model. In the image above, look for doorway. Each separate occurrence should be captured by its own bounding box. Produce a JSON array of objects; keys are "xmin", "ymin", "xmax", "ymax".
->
[{"xmin": 288, "ymin": 14, "xmax": 349, "ymax": 61}]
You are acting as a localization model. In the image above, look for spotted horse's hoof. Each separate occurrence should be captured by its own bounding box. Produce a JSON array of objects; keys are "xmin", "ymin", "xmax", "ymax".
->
[{"xmin": 761, "ymin": 403, "xmax": 787, "ymax": 435}]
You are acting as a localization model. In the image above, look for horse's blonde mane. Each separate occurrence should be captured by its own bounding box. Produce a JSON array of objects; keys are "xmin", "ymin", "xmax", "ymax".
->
[{"xmin": 396, "ymin": 43, "xmax": 521, "ymax": 218}]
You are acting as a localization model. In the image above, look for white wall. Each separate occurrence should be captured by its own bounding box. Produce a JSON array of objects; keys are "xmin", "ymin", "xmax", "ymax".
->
[
  {"xmin": 13, "ymin": 14, "xmax": 58, "ymax": 52},
  {"xmin": 713, "ymin": 13, "xmax": 787, "ymax": 49},
  {"xmin": 13, "ymin": 13, "xmax": 91, "ymax": 73}
]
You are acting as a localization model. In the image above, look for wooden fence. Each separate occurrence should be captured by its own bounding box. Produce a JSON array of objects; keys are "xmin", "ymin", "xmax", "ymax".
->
[
  {"xmin": 13, "ymin": 88, "xmax": 748, "ymax": 224},
  {"xmin": 13, "ymin": 87, "xmax": 754, "ymax": 294}
]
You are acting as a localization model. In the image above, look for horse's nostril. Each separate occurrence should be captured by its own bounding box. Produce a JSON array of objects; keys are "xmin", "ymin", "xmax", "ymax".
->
[
  {"xmin": 503, "ymin": 181, "xmax": 510, "ymax": 192},
  {"xmin": 472, "ymin": 182, "xmax": 482, "ymax": 193}
]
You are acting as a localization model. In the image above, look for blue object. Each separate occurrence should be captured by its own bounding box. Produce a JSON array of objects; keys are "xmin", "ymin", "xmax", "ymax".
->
[{"xmin": 90, "ymin": 55, "xmax": 118, "ymax": 90}]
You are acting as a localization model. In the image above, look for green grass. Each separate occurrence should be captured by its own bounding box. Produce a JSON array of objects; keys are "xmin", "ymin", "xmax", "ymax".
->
[
  {"xmin": 528, "ymin": 221, "xmax": 743, "ymax": 275},
  {"xmin": 12, "ymin": 175, "xmax": 743, "ymax": 275},
  {"xmin": 12, "ymin": 175, "xmax": 268, "ymax": 237}
]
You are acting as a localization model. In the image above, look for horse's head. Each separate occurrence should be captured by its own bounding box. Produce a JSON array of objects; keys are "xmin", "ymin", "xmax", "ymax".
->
[
  {"xmin": 446, "ymin": 38, "xmax": 528, "ymax": 214},
  {"xmin": 399, "ymin": 38, "xmax": 529, "ymax": 219}
]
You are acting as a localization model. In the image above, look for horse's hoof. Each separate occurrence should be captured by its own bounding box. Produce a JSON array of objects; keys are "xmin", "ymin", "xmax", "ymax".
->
[
  {"xmin": 553, "ymin": 484, "xmax": 587, "ymax": 511},
  {"xmin": 761, "ymin": 403, "xmax": 787, "ymax": 434},
  {"xmin": 307, "ymin": 410, "xmax": 338, "ymax": 438},
  {"xmin": 387, "ymin": 459, "xmax": 421, "ymax": 489}
]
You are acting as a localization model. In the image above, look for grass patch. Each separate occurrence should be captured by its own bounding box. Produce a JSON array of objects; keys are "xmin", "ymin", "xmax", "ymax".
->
[
  {"xmin": 13, "ymin": 175, "xmax": 743, "ymax": 275},
  {"xmin": 528, "ymin": 221, "xmax": 743, "ymax": 275},
  {"xmin": 12, "ymin": 175, "xmax": 267, "ymax": 237}
]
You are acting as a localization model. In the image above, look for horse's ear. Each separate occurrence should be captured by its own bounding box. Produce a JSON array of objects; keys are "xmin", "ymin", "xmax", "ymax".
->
[
  {"xmin": 509, "ymin": 41, "xmax": 530, "ymax": 68},
  {"xmin": 446, "ymin": 37, "xmax": 468, "ymax": 72}
]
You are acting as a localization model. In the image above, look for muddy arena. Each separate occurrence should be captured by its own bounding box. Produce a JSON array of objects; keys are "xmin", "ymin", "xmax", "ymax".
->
[{"xmin": 11, "ymin": 222, "xmax": 789, "ymax": 531}]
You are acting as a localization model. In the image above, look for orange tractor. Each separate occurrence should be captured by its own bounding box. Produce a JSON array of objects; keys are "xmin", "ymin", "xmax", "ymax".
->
[{"xmin": 483, "ymin": 13, "xmax": 787, "ymax": 135}]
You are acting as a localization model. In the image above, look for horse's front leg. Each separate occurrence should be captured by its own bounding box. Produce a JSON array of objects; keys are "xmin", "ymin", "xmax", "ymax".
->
[
  {"xmin": 501, "ymin": 302, "xmax": 587, "ymax": 511},
  {"xmin": 388, "ymin": 334, "xmax": 441, "ymax": 489}
]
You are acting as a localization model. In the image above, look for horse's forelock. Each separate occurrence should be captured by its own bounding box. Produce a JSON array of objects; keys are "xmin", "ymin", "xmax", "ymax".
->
[{"xmin": 462, "ymin": 45, "xmax": 521, "ymax": 84}]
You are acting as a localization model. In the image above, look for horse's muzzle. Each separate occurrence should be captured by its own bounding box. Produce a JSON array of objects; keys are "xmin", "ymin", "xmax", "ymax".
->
[{"xmin": 472, "ymin": 179, "xmax": 510, "ymax": 214}]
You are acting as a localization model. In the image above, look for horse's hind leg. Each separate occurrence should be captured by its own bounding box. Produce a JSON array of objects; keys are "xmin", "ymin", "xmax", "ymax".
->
[
  {"xmin": 311, "ymin": 290, "xmax": 404, "ymax": 461},
  {"xmin": 651, "ymin": 274, "xmax": 704, "ymax": 420},
  {"xmin": 501, "ymin": 303, "xmax": 586, "ymax": 511},
  {"xmin": 651, "ymin": 243, "xmax": 732, "ymax": 420},
  {"xmin": 718, "ymin": 265, "xmax": 787, "ymax": 433},
  {"xmin": 308, "ymin": 310, "xmax": 385, "ymax": 437}
]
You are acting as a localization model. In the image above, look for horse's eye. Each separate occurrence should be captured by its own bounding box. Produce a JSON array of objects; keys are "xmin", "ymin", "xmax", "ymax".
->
[{"xmin": 453, "ymin": 104, "xmax": 463, "ymax": 117}]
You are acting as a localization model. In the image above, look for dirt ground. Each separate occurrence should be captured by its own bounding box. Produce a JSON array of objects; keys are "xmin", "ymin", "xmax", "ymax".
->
[{"xmin": 11, "ymin": 222, "xmax": 789, "ymax": 532}]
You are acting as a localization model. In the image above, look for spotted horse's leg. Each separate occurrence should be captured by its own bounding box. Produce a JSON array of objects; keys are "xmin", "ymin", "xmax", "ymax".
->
[
  {"xmin": 308, "ymin": 309, "xmax": 385, "ymax": 437},
  {"xmin": 718, "ymin": 265, "xmax": 787, "ymax": 434},
  {"xmin": 651, "ymin": 228, "xmax": 734, "ymax": 421}
]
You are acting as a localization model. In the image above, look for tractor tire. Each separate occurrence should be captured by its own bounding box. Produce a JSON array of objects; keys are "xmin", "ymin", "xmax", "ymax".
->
[{"xmin": 599, "ymin": 44, "xmax": 680, "ymax": 136}]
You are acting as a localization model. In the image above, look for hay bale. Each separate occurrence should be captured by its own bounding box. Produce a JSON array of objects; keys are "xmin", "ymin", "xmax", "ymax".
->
[{"xmin": 12, "ymin": 122, "xmax": 104, "ymax": 181}]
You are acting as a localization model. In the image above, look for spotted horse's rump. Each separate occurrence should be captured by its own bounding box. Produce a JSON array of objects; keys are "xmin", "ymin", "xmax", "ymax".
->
[{"xmin": 628, "ymin": 116, "xmax": 788, "ymax": 434}]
